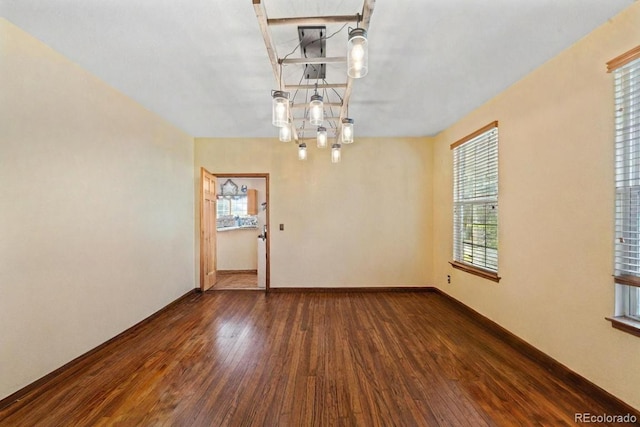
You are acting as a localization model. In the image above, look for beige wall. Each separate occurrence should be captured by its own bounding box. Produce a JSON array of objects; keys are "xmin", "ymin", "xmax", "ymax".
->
[
  {"xmin": 0, "ymin": 19, "xmax": 195, "ymax": 400},
  {"xmin": 195, "ymin": 137, "xmax": 434, "ymax": 288},
  {"xmin": 432, "ymin": 3, "xmax": 640, "ymax": 410},
  {"xmin": 216, "ymin": 177, "xmax": 266, "ymax": 271}
]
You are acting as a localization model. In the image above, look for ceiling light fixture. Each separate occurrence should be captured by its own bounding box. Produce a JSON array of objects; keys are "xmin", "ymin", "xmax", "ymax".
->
[
  {"xmin": 347, "ymin": 28, "xmax": 368, "ymax": 78},
  {"xmin": 254, "ymin": 0, "xmax": 374, "ymax": 162},
  {"xmin": 317, "ymin": 126, "xmax": 327, "ymax": 148},
  {"xmin": 298, "ymin": 143, "xmax": 307, "ymax": 160},
  {"xmin": 341, "ymin": 118, "xmax": 354, "ymax": 144},
  {"xmin": 279, "ymin": 123, "xmax": 291, "ymax": 142},
  {"xmin": 309, "ymin": 85, "xmax": 324, "ymax": 126},
  {"xmin": 272, "ymin": 90, "xmax": 290, "ymax": 127},
  {"xmin": 331, "ymin": 143, "xmax": 342, "ymax": 163}
]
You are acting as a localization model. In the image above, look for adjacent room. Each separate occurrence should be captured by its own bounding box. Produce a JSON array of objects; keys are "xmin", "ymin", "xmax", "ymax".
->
[{"xmin": 1, "ymin": 0, "xmax": 639, "ymax": 424}]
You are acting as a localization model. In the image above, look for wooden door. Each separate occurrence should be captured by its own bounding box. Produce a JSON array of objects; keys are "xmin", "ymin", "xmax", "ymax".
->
[{"xmin": 200, "ymin": 168, "xmax": 217, "ymax": 291}]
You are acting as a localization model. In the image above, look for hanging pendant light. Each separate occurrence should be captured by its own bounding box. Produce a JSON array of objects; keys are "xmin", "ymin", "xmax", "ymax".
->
[
  {"xmin": 279, "ymin": 123, "xmax": 291, "ymax": 142},
  {"xmin": 347, "ymin": 28, "xmax": 368, "ymax": 78},
  {"xmin": 331, "ymin": 143, "xmax": 342, "ymax": 163},
  {"xmin": 309, "ymin": 93, "xmax": 324, "ymax": 126},
  {"xmin": 272, "ymin": 90, "xmax": 290, "ymax": 127},
  {"xmin": 298, "ymin": 143, "xmax": 308, "ymax": 160},
  {"xmin": 316, "ymin": 126, "xmax": 327, "ymax": 148},
  {"xmin": 341, "ymin": 118, "xmax": 354, "ymax": 144}
]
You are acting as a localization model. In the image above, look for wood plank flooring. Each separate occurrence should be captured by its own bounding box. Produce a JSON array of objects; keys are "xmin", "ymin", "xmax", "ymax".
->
[
  {"xmin": 213, "ymin": 271, "xmax": 260, "ymax": 290},
  {"xmin": 0, "ymin": 291, "xmax": 633, "ymax": 426}
]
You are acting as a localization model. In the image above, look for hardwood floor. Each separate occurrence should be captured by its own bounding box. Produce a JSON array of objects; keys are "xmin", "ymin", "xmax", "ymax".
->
[
  {"xmin": 0, "ymin": 291, "xmax": 634, "ymax": 426},
  {"xmin": 213, "ymin": 271, "xmax": 260, "ymax": 290}
]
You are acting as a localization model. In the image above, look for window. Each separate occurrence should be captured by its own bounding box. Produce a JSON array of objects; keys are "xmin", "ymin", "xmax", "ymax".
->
[
  {"xmin": 627, "ymin": 286, "xmax": 640, "ymax": 321},
  {"xmin": 450, "ymin": 121, "xmax": 500, "ymax": 282},
  {"xmin": 609, "ymin": 46, "xmax": 640, "ymax": 335},
  {"xmin": 216, "ymin": 194, "xmax": 258, "ymax": 231},
  {"xmin": 217, "ymin": 198, "xmax": 231, "ymax": 218},
  {"xmin": 216, "ymin": 195, "xmax": 249, "ymax": 218}
]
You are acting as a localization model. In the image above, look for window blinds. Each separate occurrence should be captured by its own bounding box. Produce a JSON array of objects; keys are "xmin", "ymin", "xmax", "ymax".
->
[
  {"xmin": 453, "ymin": 124, "xmax": 499, "ymax": 272},
  {"xmin": 614, "ymin": 57, "xmax": 640, "ymax": 286}
]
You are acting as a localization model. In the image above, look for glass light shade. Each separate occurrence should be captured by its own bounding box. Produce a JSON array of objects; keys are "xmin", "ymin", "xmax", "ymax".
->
[
  {"xmin": 272, "ymin": 90, "xmax": 290, "ymax": 127},
  {"xmin": 298, "ymin": 143, "xmax": 307, "ymax": 161},
  {"xmin": 279, "ymin": 124, "xmax": 291, "ymax": 142},
  {"xmin": 347, "ymin": 28, "xmax": 368, "ymax": 78},
  {"xmin": 331, "ymin": 143, "xmax": 341, "ymax": 163},
  {"xmin": 316, "ymin": 126, "xmax": 327, "ymax": 148},
  {"xmin": 341, "ymin": 118, "xmax": 354, "ymax": 144},
  {"xmin": 309, "ymin": 94, "xmax": 324, "ymax": 126}
]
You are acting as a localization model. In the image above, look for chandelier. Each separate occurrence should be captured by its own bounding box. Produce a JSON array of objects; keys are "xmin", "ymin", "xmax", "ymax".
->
[{"xmin": 254, "ymin": 0, "xmax": 375, "ymax": 162}]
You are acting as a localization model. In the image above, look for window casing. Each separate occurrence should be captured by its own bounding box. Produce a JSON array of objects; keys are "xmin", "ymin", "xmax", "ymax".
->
[
  {"xmin": 610, "ymin": 47, "xmax": 640, "ymax": 332},
  {"xmin": 451, "ymin": 122, "xmax": 499, "ymax": 280}
]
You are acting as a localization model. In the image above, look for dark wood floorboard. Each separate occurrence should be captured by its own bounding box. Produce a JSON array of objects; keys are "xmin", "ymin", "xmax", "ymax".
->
[{"xmin": 0, "ymin": 291, "xmax": 633, "ymax": 426}]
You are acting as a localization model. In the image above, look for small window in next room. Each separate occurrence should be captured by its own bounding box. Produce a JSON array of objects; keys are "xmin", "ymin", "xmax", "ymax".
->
[
  {"xmin": 450, "ymin": 121, "xmax": 500, "ymax": 282},
  {"xmin": 217, "ymin": 196, "xmax": 248, "ymax": 217},
  {"xmin": 607, "ymin": 45, "xmax": 640, "ymax": 337}
]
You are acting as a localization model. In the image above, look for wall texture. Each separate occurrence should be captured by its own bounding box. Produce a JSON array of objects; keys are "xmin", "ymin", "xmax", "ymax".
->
[
  {"xmin": 431, "ymin": 3, "xmax": 640, "ymax": 410},
  {"xmin": 0, "ymin": 19, "xmax": 195, "ymax": 400},
  {"xmin": 195, "ymin": 137, "xmax": 434, "ymax": 288}
]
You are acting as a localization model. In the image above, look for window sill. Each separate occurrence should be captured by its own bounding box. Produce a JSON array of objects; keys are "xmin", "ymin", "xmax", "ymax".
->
[
  {"xmin": 614, "ymin": 274, "xmax": 640, "ymax": 288},
  {"xmin": 606, "ymin": 316, "xmax": 640, "ymax": 338},
  {"xmin": 449, "ymin": 261, "xmax": 501, "ymax": 283}
]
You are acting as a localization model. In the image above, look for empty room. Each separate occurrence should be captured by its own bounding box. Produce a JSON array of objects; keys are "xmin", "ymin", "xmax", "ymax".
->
[{"xmin": 1, "ymin": 0, "xmax": 640, "ymax": 425}]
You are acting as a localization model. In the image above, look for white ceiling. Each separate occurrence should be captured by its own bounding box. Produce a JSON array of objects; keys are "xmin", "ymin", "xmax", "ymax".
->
[{"xmin": 1, "ymin": 0, "xmax": 633, "ymax": 138}]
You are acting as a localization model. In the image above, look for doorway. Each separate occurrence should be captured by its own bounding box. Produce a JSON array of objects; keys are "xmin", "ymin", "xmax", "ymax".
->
[{"xmin": 199, "ymin": 170, "xmax": 270, "ymax": 292}]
